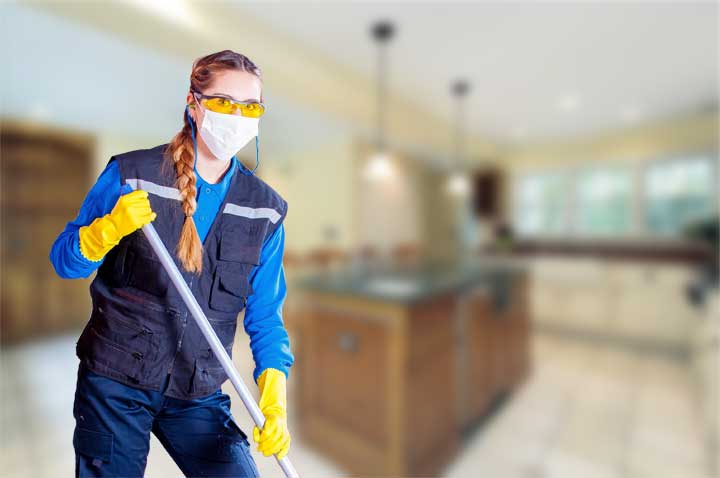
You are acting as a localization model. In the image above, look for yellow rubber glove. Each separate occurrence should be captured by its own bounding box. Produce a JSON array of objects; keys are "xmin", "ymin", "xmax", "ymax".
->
[
  {"xmin": 78, "ymin": 189, "xmax": 157, "ymax": 262},
  {"xmin": 252, "ymin": 368, "xmax": 291, "ymax": 459}
]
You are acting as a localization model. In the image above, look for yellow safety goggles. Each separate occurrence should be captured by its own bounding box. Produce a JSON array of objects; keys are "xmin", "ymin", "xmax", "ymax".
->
[{"xmin": 191, "ymin": 90, "xmax": 265, "ymax": 118}]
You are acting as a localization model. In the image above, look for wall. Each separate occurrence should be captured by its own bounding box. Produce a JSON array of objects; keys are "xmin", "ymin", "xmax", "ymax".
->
[
  {"xmin": 417, "ymin": 164, "xmax": 467, "ymax": 261},
  {"xmin": 94, "ymin": 134, "xmax": 160, "ymax": 179},
  {"xmin": 502, "ymin": 110, "xmax": 718, "ymax": 168},
  {"xmin": 262, "ymin": 139, "xmax": 357, "ymax": 254},
  {"xmin": 352, "ymin": 140, "xmax": 423, "ymax": 255}
]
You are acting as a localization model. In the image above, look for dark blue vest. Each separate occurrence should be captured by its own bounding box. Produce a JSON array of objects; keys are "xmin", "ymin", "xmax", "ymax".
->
[{"xmin": 76, "ymin": 143, "xmax": 288, "ymax": 399}]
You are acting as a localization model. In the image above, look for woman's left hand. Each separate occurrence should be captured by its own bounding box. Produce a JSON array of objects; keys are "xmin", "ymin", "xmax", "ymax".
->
[{"xmin": 252, "ymin": 368, "xmax": 291, "ymax": 459}]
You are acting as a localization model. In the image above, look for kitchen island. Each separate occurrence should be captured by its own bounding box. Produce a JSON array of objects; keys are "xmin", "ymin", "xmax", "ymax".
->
[{"xmin": 293, "ymin": 257, "xmax": 530, "ymax": 476}]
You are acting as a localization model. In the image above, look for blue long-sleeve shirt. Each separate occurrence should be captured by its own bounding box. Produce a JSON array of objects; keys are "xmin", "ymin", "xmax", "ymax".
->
[{"xmin": 49, "ymin": 156, "xmax": 293, "ymax": 383}]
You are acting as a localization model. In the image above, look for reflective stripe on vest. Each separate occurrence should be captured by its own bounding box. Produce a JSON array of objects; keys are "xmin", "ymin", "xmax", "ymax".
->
[{"xmin": 125, "ymin": 178, "xmax": 282, "ymax": 223}]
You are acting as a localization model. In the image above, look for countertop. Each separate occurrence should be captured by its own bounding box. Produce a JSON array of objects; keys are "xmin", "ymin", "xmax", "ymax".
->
[{"xmin": 295, "ymin": 255, "xmax": 527, "ymax": 306}]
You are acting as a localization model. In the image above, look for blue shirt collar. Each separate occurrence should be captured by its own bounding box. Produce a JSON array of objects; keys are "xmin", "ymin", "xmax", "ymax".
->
[{"xmin": 195, "ymin": 155, "xmax": 238, "ymax": 188}]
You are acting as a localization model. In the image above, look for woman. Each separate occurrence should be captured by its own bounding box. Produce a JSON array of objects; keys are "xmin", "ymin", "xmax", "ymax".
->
[{"xmin": 49, "ymin": 50, "xmax": 294, "ymax": 478}]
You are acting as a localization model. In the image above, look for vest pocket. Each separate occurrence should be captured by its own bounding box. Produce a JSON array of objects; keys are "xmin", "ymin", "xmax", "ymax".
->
[
  {"xmin": 190, "ymin": 321, "xmax": 236, "ymax": 395},
  {"xmin": 210, "ymin": 226, "xmax": 263, "ymax": 313},
  {"xmin": 80, "ymin": 327, "xmax": 147, "ymax": 383},
  {"xmin": 77, "ymin": 307, "xmax": 156, "ymax": 383},
  {"xmin": 190, "ymin": 358, "xmax": 229, "ymax": 395},
  {"xmin": 218, "ymin": 224, "xmax": 266, "ymax": 265},
  {"xmin": 92, "ymin": 306, "xmax": 155, "ymax": 355},
  {"xmin": 207, "ymin": 317, "xmax": 239, "ymax": 350},
  {"xmin": 209, "ymin": 262, "xmax": 254, "ymax": 313}
]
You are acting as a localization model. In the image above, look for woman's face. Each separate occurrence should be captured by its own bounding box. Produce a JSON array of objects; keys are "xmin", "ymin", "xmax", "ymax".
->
[{"xmin": 187, "ymin": 69, "xmax": 263, "ymax": 129}]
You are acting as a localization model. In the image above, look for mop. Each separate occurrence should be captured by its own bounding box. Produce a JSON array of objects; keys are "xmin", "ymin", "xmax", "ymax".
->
[{"xmin": 131, "ymin": 185, "xmax": 299, "ymax": 478}]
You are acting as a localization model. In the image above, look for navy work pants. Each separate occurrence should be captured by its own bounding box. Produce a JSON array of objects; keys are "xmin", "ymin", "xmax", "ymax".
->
[{"xmin": 72, "ymin": 361, "xmax": 259, "ymax": 477}]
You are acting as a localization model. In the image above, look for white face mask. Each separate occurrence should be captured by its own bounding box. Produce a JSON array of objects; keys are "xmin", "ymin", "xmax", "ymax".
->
[{"xmin": 198, "ymin": 109, "xmax": 259, "ymax": 162}]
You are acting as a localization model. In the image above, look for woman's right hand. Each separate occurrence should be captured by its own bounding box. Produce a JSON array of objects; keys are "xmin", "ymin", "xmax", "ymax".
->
[
  {"xmin": 78, "ymin": 189, "xmax": 157, "ymax": 262},
  {"xmin": 107, "ymin": 189, "xmax": 157, "ymax": 238}
]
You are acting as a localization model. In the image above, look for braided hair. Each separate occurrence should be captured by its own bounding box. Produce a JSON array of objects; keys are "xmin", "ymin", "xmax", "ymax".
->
[{"xmin": 161, "ymin": 50, "xmax": 263, "ymax": 274}]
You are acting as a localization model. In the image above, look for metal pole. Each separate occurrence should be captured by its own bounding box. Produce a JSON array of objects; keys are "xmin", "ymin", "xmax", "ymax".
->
[{"xmin": 132, "ymin": 189, "xmax": 299, "ymax": 478}]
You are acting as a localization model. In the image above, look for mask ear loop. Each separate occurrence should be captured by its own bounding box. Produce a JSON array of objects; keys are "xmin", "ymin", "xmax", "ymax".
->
[
  {"xmin": 239, "ymin": 134, "xmax": 260, "ymax": 176},
  {"xmin": 251, "ymin": 133, "xmax": 260, "ymax": 174}
]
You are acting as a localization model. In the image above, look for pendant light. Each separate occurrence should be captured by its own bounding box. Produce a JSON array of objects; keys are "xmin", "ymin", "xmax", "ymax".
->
[
  {"xmin": 365, "ymin": 20, "xmax": 396, "ymax": 181},
  {"xmin": 446, "ymin": 79, "xmax": 471, "ymax": 196}
]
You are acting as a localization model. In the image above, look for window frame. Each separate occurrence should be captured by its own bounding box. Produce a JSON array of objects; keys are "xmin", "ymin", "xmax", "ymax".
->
[
  {"xmin": 512, "ymin": 167, "xmax": 573, "ymax": 240},
  {"xmin": 638, "ymin": 151, "xmax": 719, "ymax": 238},
  {"xmin": 510, "ymin": 149, "xmax": 719, "ymax": 242}
]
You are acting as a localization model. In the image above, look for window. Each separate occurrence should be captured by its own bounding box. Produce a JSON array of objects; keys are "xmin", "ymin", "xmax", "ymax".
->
[
  {"xmin": 575, "ymin": 168, "xmax": 633, "ymax": 235},
  {"xmin": 511, "ymin": 153, "xmax": 717, "ymax": 239},
  {"xmin": 644, "ymin": 156, "xmax": 717, "ymax": 236},
  {"xmin": 514, "ymin": 172, "xmax": 570, "ymax": 236}
]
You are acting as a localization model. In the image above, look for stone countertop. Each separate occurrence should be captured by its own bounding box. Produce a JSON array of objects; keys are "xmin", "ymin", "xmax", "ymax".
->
[{"xmin": 295, "ymin": 255, "xmax": 527, "ymax": 306}]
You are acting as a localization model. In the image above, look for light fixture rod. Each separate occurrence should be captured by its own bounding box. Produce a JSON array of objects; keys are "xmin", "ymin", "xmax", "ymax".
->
[
  {"xmin": 371, "ymin": 20, "xmax": 395, "ymax": 152},
  {"xmin": 451, "ymin": 79, "xmax": 470, "ymax": 169}
]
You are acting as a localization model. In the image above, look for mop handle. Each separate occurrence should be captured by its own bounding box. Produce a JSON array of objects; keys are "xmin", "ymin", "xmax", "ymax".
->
[{"xmin": 131, "ymin": 187, "xmax": 299, "ymax": 478}]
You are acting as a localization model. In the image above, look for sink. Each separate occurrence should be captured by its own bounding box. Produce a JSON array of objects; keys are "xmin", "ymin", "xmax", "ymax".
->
[{"xmin": 364, "ymin": 277, "xmax": 422, "ymax": 297}]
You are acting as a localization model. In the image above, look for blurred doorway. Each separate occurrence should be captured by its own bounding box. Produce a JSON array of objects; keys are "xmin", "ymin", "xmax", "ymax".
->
[{"xmin": 1, "ymin": 120, "xmax": 94, "ymax": 343}]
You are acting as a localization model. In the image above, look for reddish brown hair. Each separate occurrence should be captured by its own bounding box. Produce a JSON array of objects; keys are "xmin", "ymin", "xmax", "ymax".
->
[{"xmin": 162, "ymin": 50, "xmax": 263, "ymax": 274}]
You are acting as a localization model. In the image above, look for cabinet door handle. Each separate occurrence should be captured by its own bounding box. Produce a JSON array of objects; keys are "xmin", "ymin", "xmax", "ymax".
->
[{"xmin": 337, "ymin": 331, "xmax": 359, "ymax": 353}]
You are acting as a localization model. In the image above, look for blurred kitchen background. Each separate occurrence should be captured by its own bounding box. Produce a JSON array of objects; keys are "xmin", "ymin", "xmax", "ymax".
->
[{"xmin": 1, "ymin": 1, "xmax": 718, "ymax": 477}]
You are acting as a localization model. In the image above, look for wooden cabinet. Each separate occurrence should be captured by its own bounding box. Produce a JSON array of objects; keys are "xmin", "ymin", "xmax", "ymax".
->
[
  {"xmin": 501, "ymin": 274, "xmax": 531, "ymax": 389},
  {"xmin": 1, "ymin": 121, "xmax": 94, "ymax": 343},
  {"xmin": 405, "ymin": 295, "xmax": 459, "ymax": 475},
  {"xmin": 297, "ymin": 293, "xmax": 460, "ymax": 476},
  {"xmin": 457, "ymin": 276, "xmax": 530, "ymax": 428},
  {"xmin": 314, "ymin": 310, "xmax": 389, "ymax": 447},
  {"xmin": 529, "ymin": 257, "xmax": 700, "ymax": 351},
  {"xmin": 459, "ymin": 289, "xmax": 495, "ymax": 423},
  {"xmin": 296, "ymin": 269, "xmax": 530, "ymax": 476}
]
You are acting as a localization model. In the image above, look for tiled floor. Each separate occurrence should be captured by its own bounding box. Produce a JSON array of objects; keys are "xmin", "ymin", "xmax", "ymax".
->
[
  {"xmin": 444, "ymin": 334, "xmax": 712, "ymax": 478},
  {"xmin": 0, "ymin": 330, "xmax": 341, "ymax": 478},
  {"xmin": 0, "ymin": 331, "xmax": 713, "ymax": 478}
]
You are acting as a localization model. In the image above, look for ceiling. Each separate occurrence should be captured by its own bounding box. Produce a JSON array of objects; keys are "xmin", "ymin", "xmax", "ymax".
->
[
  {"xmin": 234, "ymin": 1, "xmax": 718, "ymax": 144},
  {"xmin": 3, "ymin": 1, "xmax": 717, "ymax": 157},
  {"xmin": 1, "ymin": 3, "xmax": 348, "ymax": 160}
]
